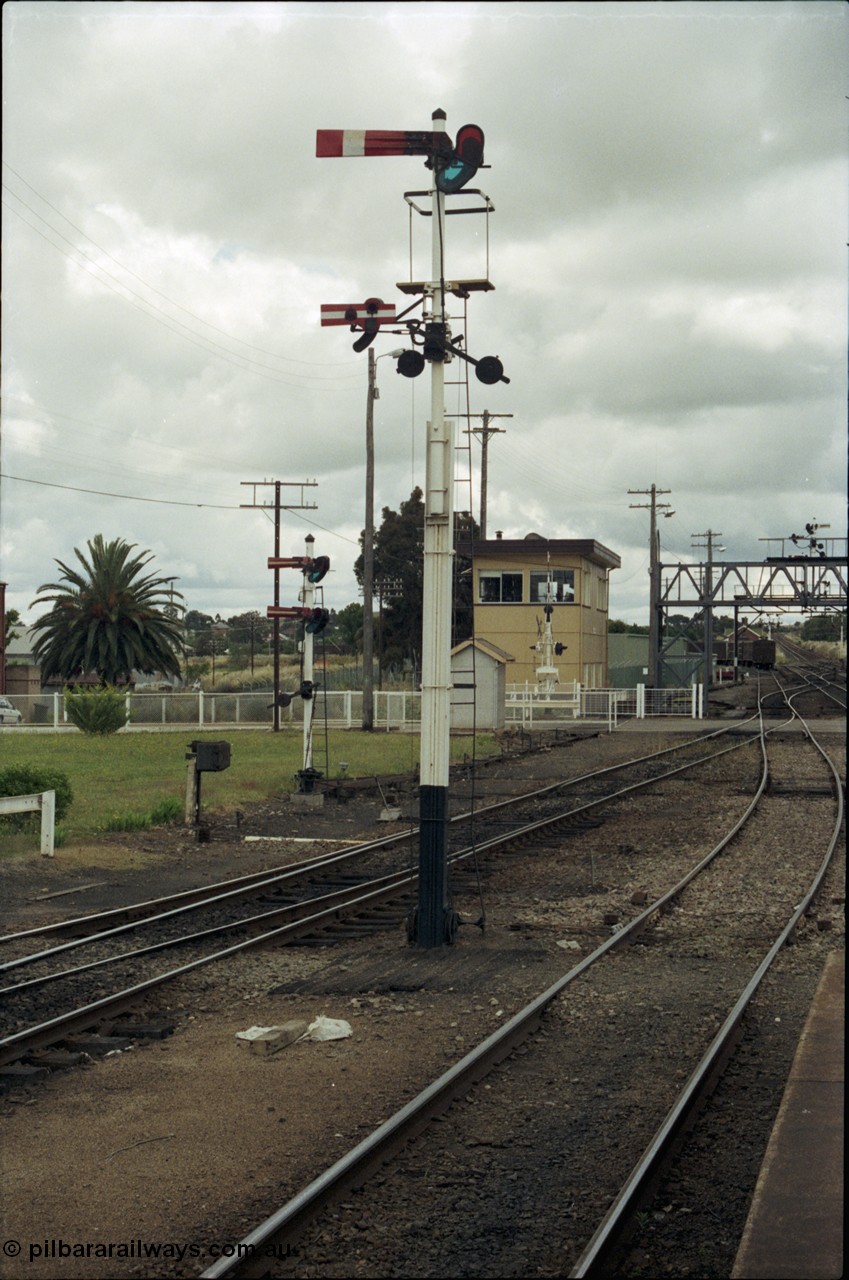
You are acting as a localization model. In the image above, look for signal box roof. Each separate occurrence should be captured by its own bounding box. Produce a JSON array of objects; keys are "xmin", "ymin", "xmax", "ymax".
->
[{"xmin": 463, "ymin": 535, "xmax": 621, "ymax": 571}]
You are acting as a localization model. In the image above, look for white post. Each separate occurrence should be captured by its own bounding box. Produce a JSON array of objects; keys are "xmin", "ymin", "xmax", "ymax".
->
[
  {"xmin": 302, "ymin": 533, "xmax": 316, "ymax": 772},
  {"xmin": 636, "ymin": 683, "xmax": 645, "ymax": 718},
  {"xmin": 415, "ymin": 109, "xmax": 455, "ymax": 948},
  {"xmin": 40, "ymin": 790, "xmax": 55, "ymax": 856},
  {"xmin": 0, "ymin": 792, "xmax": 55, "ymax": 856},
  {"xmin": 53, "ymin": 692, "xmax": 60, "ymax": 728},
  {"xmin": 198, "ymin": 689, "xmax": 204, "ymax": 726}
]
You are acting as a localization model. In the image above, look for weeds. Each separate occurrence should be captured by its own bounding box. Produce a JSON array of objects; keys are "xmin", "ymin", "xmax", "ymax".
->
[{"xmin": 103, "ymin": 795, "xmax": 183, "ymax": 833}]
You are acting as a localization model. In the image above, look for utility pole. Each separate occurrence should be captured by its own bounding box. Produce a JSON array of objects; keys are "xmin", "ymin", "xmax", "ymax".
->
[
  {"xmin": 692, "ymin": 529, "xmax": 724, "ymax": 693},
  {"xmin": 362, "ymin": 347, "xmax": 404, "ymax": 729},
  {"xmin": 240, "ymin": 480, "xmax": 317, "ymax": 730},
  {"xmin": 470, "ymin": 411, "xmax": 510, "ymax": 539},
  {"xmin": 629, "ymin": 487, "xmax": 672, "ymax": 687}
]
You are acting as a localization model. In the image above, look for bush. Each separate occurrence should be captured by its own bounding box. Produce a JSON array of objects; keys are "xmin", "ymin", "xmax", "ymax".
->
[
  {"xmin": 0, "ymin": 764, "xmax": 73, "ymax": 833},
  {"xmin": 65, "ymin": 685, "xmax": 128, "ymax": 735}
]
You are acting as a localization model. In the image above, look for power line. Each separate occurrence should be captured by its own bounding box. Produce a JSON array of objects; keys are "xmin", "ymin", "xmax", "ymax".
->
[
  {"xmin": 1, "ymin": 471, "xmax": 237, "ymax": 508},
  {"xmin": 2, "ymin": 192, "xmax": 364, "ymax": 390},
  {"xmin": 2, "ymin": 160, "xmax": 359, "ymax": 368},
  {"xmin": 1, "ymin": 471, "xmax": 360, "ymax": 544}
]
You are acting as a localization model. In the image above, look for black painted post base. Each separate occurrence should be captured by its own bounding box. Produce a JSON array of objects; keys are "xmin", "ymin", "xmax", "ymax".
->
[{"xmin": 413, "ymin": 783, "xmax": 456, "ymax": 947}]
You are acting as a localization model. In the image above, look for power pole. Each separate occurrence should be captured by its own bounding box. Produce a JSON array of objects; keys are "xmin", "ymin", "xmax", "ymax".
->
[
  {"xmin": 240, "ymin": 480, "xmax": 317, "ymax": 730},
  {"xmin": 470, "ymin": 410, "xmax": 511, "ymax": 539},
  {"xmin": 629, "ymin": 486, "xmax": 672, "ymax": 687}
]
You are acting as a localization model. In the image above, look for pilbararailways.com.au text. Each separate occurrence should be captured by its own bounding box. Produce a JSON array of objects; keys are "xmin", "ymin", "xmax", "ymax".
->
[{"xmin": 4, "ymin": 1238, "xmax": 295, "ymax": 1265}]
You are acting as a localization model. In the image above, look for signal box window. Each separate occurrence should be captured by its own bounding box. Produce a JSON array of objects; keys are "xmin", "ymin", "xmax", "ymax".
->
[
  {"xmin": 478, "ymin": 571, "xmax": 523, "ymax": 603},
  {"xmin": 530, "ymin": 569, "xmax": 575, "ymax": 603}
]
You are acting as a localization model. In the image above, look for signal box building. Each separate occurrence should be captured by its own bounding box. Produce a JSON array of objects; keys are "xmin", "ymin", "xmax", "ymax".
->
[{"xmin": 463, "ymin": 533, "xmax": 621, "ymax": 689}]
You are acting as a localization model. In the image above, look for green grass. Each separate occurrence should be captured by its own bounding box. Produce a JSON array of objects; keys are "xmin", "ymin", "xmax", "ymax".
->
[{"xmin": 0, "ymin": 729, "xmax": 498, "ymax": 847}]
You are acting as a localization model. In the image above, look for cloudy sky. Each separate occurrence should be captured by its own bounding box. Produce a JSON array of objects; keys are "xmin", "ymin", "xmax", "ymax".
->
[{"xmin": 2, "ymin": 0, "xmax": 846, "ymax": 634}]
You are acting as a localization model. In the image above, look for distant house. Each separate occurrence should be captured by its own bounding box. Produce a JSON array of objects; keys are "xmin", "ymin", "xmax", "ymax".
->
[
  {"xmin": 5, "ymin": 624, "xmax": 37, "ymax": 664},
  {"xmin": 4, "ymin": 624, "xmax": 40, "ymax": 697}
]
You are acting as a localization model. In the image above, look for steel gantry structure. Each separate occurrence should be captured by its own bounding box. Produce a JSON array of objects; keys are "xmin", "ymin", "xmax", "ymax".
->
[{"xmin": 655, "ymin": 544, "xmax": 848, "ymax": 688}]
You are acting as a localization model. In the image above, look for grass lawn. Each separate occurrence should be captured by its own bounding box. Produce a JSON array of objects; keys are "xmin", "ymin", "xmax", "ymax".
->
[{"xmin": 0, "ymin": 728, "xmax": 499, "ymax": 850}]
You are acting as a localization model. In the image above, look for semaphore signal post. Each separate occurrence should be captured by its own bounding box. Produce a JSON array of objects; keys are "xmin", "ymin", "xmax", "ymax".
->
[{"xmin": 316, "ymin": 108, "xmax": 508, "ymax": 947}]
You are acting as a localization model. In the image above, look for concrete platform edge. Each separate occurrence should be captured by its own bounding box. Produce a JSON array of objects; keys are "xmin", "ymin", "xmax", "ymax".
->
[{"xmin": 731, "ymin": 952, "xmax": 844, "ymax": 1280}]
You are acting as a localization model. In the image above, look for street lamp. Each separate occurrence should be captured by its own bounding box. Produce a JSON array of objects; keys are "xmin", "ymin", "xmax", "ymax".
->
[{"xmin": 363, "ymin": 346, "xmax": 405, "ymax": 730}]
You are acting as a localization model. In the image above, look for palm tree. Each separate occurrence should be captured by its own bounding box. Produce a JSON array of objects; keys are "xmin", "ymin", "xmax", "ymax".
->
[{"xmin": 30, "ymin": 535, "xmax": 185, "ymax": 685}]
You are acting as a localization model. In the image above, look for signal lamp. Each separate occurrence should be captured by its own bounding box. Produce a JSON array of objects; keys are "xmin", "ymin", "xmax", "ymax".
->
[
  {"xmin": 436, "ymin": 123, "xmax": 484, "ymax": 194},
  {"xmin": 305, "ymin": 607, "xmax": 329, "ymax": 635},
  {"xmin": 475, "ymin": 355, "xmax": 505, "ymax": 385},
  {"xmin": 397, "ymin": 350, "xmax": 426, "ymax": 378},
  {"xmin": 306, "ymin": 555, "xmax": 330, "ymax": 583},
  {"xmin": 423, "ymin": 323, "xmax": 447, "ymax": 362}
]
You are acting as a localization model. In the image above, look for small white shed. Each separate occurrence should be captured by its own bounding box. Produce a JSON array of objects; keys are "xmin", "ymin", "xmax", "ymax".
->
[{"xmin": 450, "ymin": 638, "xmax": 514, "ymax": 731}]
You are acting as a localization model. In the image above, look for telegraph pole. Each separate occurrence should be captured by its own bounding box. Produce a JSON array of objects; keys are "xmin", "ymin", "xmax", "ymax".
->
[
  {"xmin": 629, "ymin": 487, "xmax": 672, "ymax": 687},
  {"xmin": 240, "ymin": 480, "xmax": 317, "ymax": 730},
  {"xmin": 470, "ymin": 411, "xmax": 511, "ymax": 539}
]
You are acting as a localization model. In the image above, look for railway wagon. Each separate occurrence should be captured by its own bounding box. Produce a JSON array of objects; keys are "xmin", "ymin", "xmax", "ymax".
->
[{"xmin": 714, "ymin": 636, "xmax": 776, "ymax": 669}]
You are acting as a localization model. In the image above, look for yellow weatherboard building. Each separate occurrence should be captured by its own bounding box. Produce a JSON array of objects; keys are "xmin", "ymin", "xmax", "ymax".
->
[{"xmin": 463, "ymin": 533, "xmax": 621, "ymax": 690}]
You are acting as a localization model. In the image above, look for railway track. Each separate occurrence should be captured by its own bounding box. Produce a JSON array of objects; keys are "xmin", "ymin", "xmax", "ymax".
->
[
  {"xmin": 0, "ymin": 721, "xmax": 772, "ymax": 1073},
  {"xmin": 187, "ymin": 688, "xmax": 843, "ymax": 1280}
]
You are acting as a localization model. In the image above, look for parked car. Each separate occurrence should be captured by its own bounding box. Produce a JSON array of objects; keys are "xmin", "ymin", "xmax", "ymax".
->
[{"xmin": 0, "ymin": 696, "xmax": 23, "ymax": 725}]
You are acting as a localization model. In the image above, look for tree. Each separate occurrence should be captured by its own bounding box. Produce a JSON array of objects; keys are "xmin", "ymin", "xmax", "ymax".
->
[
  {"xmin": 335, "ymin": 602, "xmax": 364, "ymax": 653},
  {"xmin": 226, "ymin": 610, "xmax": 271, "ymax": 672},
  {"xmin": 801, "ymin": 613, "xmax": 846, "ymax": 642},
  {"xmin": 185, "ymin": 609, "xmax": 214, "ymax": 635},
  {"xmin": 4, "ymin": 608, "xmax": 22, "ymax": 648},
  {"xmin": 354, "ymin": 488, "xmax": 479, "ymax": 675},
  {"xmin": 30, "ymin": 535, "xmax": 185, "ymax": 685}
]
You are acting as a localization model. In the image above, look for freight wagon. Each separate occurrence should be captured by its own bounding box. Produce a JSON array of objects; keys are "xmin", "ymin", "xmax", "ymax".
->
[{"xmin": 713, "ymin": 636, "xmax": 776, "ymax": 670}]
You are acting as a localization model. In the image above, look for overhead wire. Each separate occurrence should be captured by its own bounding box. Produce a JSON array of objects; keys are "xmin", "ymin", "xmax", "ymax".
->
[
  {"xmin": 2, "ymin": 187, "xmax": 364, "ymax": 391},
  {"xmin": 2, "ymin": 161, "xmax": 357, "ymax": 368},
  {"xmin": 0, "ymin": 472, "xmax": 360, "ymax": 544}
]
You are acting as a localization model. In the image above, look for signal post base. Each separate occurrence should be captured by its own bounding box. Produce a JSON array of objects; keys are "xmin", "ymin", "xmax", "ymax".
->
[{"xmin": 412, "ymin": 785, "xmax": 457, "ymax": 948}]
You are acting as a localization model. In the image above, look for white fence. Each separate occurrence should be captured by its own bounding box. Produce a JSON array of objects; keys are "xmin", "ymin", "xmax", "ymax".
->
[
  {"xmin": 505, "ymin": 681, "xmax": 703, "ymax": 728},
  {"xmin": 1, "ymin": 690, "xmax": 421, "ymax": 731},
  {"xmin": 1, "ymin": 683, "xmax": 702, "ymax": 733},
  {"xmin": 0, "ymin": 790, "xmax": 55, "ymax": 856}
]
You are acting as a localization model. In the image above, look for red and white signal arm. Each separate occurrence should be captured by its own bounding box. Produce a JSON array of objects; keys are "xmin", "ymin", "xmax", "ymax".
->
[
  {"xmin": 320, "ymin": 299, "xmax": 397, "ymax": 327},
  {"xmin": 267, "ymin": 606, "xmax": 309, "ymax": 620},
  {"xmin": 316, "ymin": 130, "xmax": 450, "ymax": 158}
]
